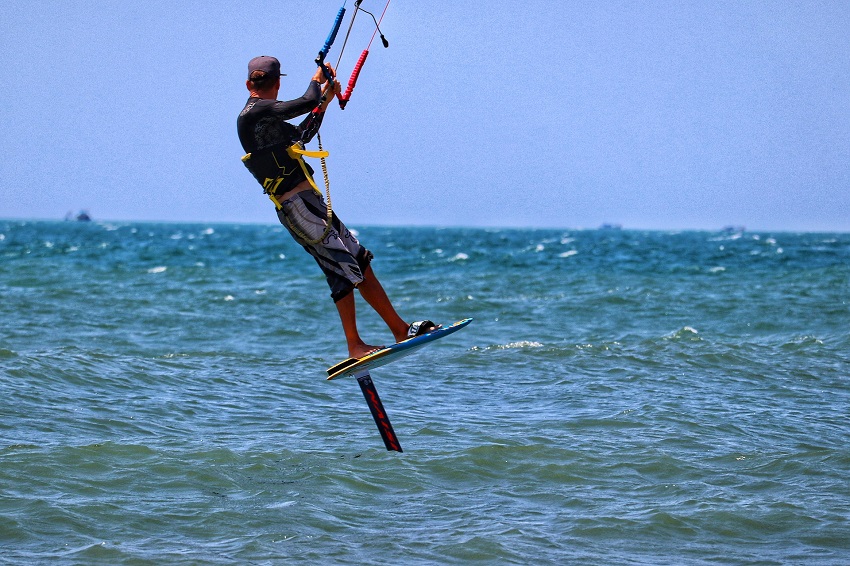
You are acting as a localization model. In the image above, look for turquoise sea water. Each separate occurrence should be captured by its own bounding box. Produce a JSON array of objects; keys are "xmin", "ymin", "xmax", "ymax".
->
[{"xmin": 1, "ymin": 220, "xmax": 849, "ymax": 565}]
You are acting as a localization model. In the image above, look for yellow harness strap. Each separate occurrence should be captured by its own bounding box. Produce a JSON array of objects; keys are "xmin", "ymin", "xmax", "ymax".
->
[
  {"xmin": 242, "ymin": 143, "xmax": 330, "ymax": 211},
  {"xmin": 286, "ymin": 144, "xmax": 329, "ymax": 199},
  {"xmin": 288, "ymin": 145, "xmax": 329, "ymax": 160}
]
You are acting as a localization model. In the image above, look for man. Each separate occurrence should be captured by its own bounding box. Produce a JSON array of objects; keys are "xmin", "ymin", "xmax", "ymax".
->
[{"xmin": 237, "ymin": 55, "xmax": 436, "ymax": 359}]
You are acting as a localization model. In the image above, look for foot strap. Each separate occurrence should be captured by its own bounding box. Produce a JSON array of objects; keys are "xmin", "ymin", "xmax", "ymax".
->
[{"xmin": 407, "ymin": 320, "xmax": 440, "ymax": 339}]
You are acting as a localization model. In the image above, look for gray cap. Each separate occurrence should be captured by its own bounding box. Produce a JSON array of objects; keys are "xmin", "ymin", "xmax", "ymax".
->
[{"xmin": 248, "ymin": 56, "xmax": 285, "ymax": 79}]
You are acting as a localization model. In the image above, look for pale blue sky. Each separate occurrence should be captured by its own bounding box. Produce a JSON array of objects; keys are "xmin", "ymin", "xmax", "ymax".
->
[{"xmin": 1, "ymin": 1, "xmax": 848, "ymax": 231}]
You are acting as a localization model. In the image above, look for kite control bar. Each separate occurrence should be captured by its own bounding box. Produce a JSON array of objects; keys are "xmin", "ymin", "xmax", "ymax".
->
[
  {"xmin": 338, "ymin": 50, "xmax": 369, "ymax": 109},
  {"xmin": 316, "ymin": 5, "xmax": 346, "ymax": 85},
  {"xmin": 311, "ymin": 1, "xmax": 392, "ymax": 110}
]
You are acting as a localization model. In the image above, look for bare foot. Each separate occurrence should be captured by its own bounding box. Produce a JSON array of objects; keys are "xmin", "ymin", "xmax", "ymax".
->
[{"xmin": 349, "ymin": 343, "xmax": 383, "ymax": 359}]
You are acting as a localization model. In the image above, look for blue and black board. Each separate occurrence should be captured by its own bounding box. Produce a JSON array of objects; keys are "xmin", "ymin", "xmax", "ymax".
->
[
  {"xmin": 327, "ymin": 318, "xmax": 472, "ymax": 452},
  {"xmin": 327, "ymin": 318, "xmax": 473, "ymax": 380}
]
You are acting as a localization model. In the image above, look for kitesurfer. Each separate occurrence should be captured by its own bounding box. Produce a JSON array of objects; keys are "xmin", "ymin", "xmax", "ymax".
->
[{"xmin": 237, "ymin": 55, "xmax": 436, "ymax": 358}]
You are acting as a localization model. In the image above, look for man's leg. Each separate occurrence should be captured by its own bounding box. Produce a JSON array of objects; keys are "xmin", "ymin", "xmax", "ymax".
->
[
  {"xmin": 356, "ymin": 265, "xmax": 410, "ymax": 343},
  {"xmin": 278, "ymin": 193, "xmax": 404, "ymax": 355},
  {"xmin": 335, "ymin": 291, "xmax": 381, "ymax": 359}
]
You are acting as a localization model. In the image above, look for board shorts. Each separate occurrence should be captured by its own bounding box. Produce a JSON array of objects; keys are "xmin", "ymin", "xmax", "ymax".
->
[{"xmin": 277, "ymin": 189, "xmax": 373, "ymax": 303}]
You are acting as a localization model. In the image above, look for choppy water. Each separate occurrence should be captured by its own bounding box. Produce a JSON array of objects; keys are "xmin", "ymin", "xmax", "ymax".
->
[{"xmin": 1, "ymin": 220, "xmax": 849, "ymax": 564}]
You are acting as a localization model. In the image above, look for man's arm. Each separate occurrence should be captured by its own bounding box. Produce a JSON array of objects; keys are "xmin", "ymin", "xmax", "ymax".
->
[
  {"xmin": 269, "ymin": 80, "xmax": 322, "ymax": 121},
  {"xmin": 298, "ymin": 68, "xmax": 342, "ymax": 143}
]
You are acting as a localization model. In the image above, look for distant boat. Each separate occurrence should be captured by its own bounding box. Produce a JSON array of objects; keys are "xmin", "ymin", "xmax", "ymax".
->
[
  {"xmin": 599, "ymin": 223, "xmax": 622, "ymax": 230},
  {"xmin": 66, "ymin": 210, "xmax": 92, "ymax": 222}
]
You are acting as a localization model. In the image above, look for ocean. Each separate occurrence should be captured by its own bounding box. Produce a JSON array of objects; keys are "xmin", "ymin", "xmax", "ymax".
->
[{"xmin": 1, "ymin": 220, "xmax": 848, "ymax": 565}]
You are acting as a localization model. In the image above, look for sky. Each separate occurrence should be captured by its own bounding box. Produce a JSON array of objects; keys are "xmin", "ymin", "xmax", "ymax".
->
[{"xmin": 1, "ymin": 0, "xmax": 848, "ymax": 231}]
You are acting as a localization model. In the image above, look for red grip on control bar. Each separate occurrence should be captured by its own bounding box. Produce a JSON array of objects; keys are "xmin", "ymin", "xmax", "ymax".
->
[{"xmin": 338, "ymin": 49, "xmax": 370, "ymax": 109}]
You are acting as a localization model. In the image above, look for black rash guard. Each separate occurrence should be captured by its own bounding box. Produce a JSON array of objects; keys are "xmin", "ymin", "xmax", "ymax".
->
[{"xmin": 237, "ymin": 81, "xmax": 325, "ymax": 195}]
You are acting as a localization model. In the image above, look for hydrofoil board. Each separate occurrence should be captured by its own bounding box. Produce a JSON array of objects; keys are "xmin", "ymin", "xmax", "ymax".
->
[{"xmin": 327, "ymin": 318, "xmax": 472, "ymax": 380}]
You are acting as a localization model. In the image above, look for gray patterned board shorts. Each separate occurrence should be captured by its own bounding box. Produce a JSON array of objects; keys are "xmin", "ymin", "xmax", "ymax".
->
[{"xmin": 277, "ymin": 189, "xmax": 373, "ymax": 302}]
